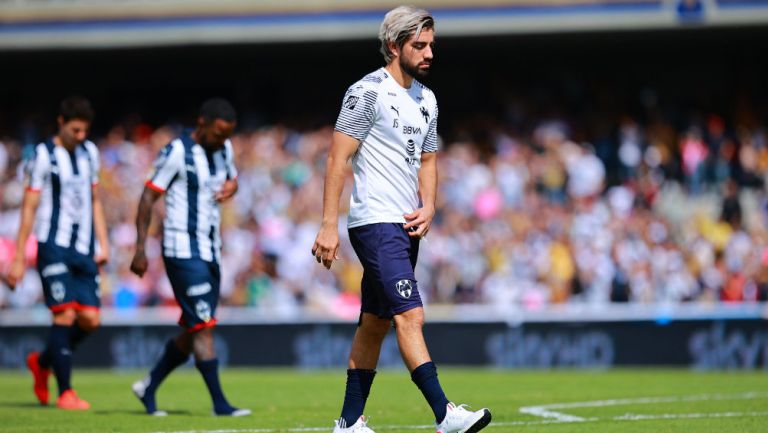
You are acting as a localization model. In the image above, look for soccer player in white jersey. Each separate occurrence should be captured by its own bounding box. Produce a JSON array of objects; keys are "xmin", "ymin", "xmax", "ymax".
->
[
  {"xmin": 312, "ymin": 6, "xmax": 491, "ymax": 433},
  {"xmin": 129, "ymin": 98, "xmax": 250, "ymax": 417},
  {"xmin": 7, "ymin": 97, "xmax": 110, "ymax": 410}
]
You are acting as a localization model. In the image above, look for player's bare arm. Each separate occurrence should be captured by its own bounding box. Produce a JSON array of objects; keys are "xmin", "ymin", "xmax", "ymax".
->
[
  {"xmin": 404, "ymin": 151, "xmax": 437, "ymax": 238},
  {"xmin": 92, "ymin": 185, "xmax": 110, "ymax": 266},
  {"xmin": 6, "ymin": 189, "xmax": 40, "ymax": 288},
  {"xmin": 312, "ymin": 131, "xmax": 360, "ymax": 270},
  {"xmin": 130, "ymin": 187, "xmax": 162, "ymax": 277}
]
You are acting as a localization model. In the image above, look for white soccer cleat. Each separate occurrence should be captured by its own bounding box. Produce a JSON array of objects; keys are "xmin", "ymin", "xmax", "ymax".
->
[
  {"xmin": 333, "ymin": 415, "xmax": 376, "ymax": 433},
  {"xmin": 131, "ymin": 378, "xmax": 168, "ymax": 416},
  {"xmin": 436, "ymin": 402, "xmax": 492, "ymax": 433},
  {"xmin": 214, "ymin": 407, "xmax": 252, "ymax": 417},
  {"xmin": 131, "ymin": 377, "xmax": 149, "ymax": 399}
]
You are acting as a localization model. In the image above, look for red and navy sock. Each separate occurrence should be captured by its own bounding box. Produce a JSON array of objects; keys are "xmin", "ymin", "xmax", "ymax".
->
[
  {"xmin": 339, "ymin": 369, "xmax": 377, "ymax": 427},
  {"xmin": 196, "ymin": 358, "xmax": 236, "ymax": 415},
  {"xmin": 411, "ymin": 361, "xmax": 449, "ymax": 423},
  {"xmin": 140, "ymin": 339, "xmax": 189, "ymax": 413},
  {"xmin": 46, "ymin": 324, "xmax": 73, "ymax": 396}
]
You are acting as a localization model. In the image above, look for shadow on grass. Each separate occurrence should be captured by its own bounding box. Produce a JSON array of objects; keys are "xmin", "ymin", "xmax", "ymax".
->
[
  {"xmin": 94, "ymin": 409, "xmax": 194, "ymax": 416},
  {"xmin": 0, "ymin": 402, "xmax": 52, "ymax": 409}
]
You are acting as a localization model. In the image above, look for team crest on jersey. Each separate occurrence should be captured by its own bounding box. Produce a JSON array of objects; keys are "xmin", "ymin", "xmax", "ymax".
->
[
  {"xmin": 51, "ymin": 281, "xmax": 66, "ymax": 302},
  {"xmin": 343, "ymin": 95, "xmax": 359, "ymax": 110},
  {"xmin": 420, "ymin": 106, "xmax": 430, "ymax": 123},
  {"xmin": 196, "ymin": 299, "xmax": 212, "ymax": 322},
  {"xmin": 395, "ymin": 280, "xmax": 414, "ymax": 299}
]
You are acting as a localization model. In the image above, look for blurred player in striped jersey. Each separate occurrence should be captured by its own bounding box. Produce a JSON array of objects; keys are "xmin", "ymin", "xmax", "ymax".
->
[
  {"xmin": 7, "ymin": 96, "xmax": 110, "ymax": 410},
  {"xmin": 312, "ymin": 6, "xmax": 491, "ymax": 433},
  {"xmin": 129, "ymin": 98, "xmax": 250, "ymax": 417}
]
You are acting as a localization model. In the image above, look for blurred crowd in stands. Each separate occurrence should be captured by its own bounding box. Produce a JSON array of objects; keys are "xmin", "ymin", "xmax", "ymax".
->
[{"xmin": 2, "ymin": 103, "xmax": 768, "ymax": 315}]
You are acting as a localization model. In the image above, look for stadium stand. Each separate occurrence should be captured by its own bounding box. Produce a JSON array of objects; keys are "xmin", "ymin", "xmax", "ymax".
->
[{"xmin": 1, "ymin": 1, "xmax": 768, "ymax": 316}]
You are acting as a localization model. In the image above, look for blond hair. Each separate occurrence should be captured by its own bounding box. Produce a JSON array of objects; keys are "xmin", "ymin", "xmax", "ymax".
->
[{"xmin": 378, "ymin": 6, "xmax": 434, "ymax": 64}]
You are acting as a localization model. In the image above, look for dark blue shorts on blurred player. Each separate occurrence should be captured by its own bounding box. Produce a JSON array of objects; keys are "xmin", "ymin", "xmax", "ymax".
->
[
  {"xmin": 163, "ymin": 256, "xmax": 220, "ymax": 332},
  {"xmin": 348, "ymin": 223, "xmax": 423, "ymax": 319},
  {"xmin": 37, "ymin": 243, "xmax": 100, "ymax": 312}
]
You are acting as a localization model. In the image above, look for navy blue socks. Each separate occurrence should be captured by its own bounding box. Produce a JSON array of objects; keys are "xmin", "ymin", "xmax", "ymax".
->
[
  {"xmin": 46, "ymin": 324, "xmax": 73, "ymax": 396},
  {"xmin": 68, "ymin": 323, "xmax": 91, "ymax": 351},
  {"xmin": 38, "ymin": 348, "xmax": 51, "ymax": 369},
  {"xmin": 140, "ymin": 339, "xmax": 189, "ymax": 413},
  {"xmin": 411, "ymin": 361, "xmax": 449, "ymax": 423},
  {"xmin": 196, "ymin": 358, "xmax": 236, "ymax": 415},
  {"xmin": 340, "ymin": 369, "xmax": 377, "ymax": 426},
  {"xmin": 39, "ymin": 323, "xmax": 92, "ymax": 370}
]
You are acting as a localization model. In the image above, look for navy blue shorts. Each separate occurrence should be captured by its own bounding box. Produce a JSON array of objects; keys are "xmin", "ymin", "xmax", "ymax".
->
[
  {"xmin": 348, "ymin": 223, "xmax": 422, "ymax": 319},
  {"xmin": 36, "ymin": 243, "xmax": 100, "ymax": 312},
  {"xmin": 163, "ymin": 257, "xmax": 220, "ymax": 332}
]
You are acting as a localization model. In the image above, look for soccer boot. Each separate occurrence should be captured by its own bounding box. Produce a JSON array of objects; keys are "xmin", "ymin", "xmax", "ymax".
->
[
  {"xmin": 26, "ymin": 352, "xmax": 51, "ymax": 405},
  {"xmin": 436, "ymin": 402, "xmax": 492, "ymax": 433},
  {"xmin": 56, "ymin": 389, "xmax": 90, "ymax": 410},
  {"xmin": 132, "ymin": 377, "xmax": 168, "ymax": 416},
  {"xmin": 214, "ymin": 406, "xmax": 252, "ymax": 417},
  {"xmin": 333, "ymin": 415, "xmax": 376, "ymax": 433}
]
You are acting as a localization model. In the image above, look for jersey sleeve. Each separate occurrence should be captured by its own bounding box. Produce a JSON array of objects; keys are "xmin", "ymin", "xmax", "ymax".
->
[
  {"xmin": 423, "ymin": 103, "xmax": 439, "ymax": 153},
  {"xmin": 224, "ymin": 140, "xmax": 238, "ymax": 180},
  {"xmin": 24, "ymin": 144, "xmax": 50, "ymax": 192},
  {"xmin": 146, "ymin": 141, "xmax": 183, "ymax": 193},
  {"xmin": 85, "ymin": 141, "xmax": 101, "ymax": 186},
  {"xmin": 334, "ymin": 83, "xmax": 378, "ymax": 142}
]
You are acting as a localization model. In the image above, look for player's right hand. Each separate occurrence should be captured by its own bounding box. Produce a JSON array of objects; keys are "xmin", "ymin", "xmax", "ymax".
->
[
  {"xmin": 6, "ymin": 257, "xmax": 25, "ymax": 290},
  {"xmin": 94, "ymin": 250, "xmax": 110, "ymax": 267},
  {"xmin": 311, "ymin": 225, "xmax": 340, "ymax": 270},
  {"xmin": 130, "ymin": 251, "xmax": 149, "ymax": 277}
]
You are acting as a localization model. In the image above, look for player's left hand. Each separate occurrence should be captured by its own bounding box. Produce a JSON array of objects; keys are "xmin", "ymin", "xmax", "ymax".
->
[
  {"xmin": 215, "ymin": 179, "xmax": 238, "ymax": 202},
  {"xmin": 403, "ymin": 205, "xmax": 434, "ymax": 238}
]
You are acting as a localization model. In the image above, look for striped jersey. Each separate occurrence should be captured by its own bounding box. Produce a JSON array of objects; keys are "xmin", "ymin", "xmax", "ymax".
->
[
  {"xmin": 25, "ymin": 138, "xmax": 100, "ymax": 256},
  {"xmin": 145, "ymin": 132, "xmax": 237, "ymax": 263},
  {"xmin": 334, "ymin": 68, "xmax": 439, "ymax": 228}
]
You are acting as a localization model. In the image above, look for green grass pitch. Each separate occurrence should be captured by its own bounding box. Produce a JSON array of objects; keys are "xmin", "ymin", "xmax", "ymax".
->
[{"xmin": 0, "ymin": 368, "xmax": 766, "ymax": 433}]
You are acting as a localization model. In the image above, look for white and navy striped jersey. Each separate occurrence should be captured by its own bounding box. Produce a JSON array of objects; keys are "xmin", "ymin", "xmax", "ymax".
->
[
  {"xmin": 334, "ymin": 68, "xmax": 439, "ymax": 228},
  {"xmin": 145, "ymin": 132, "xmax": 237, "ymax": 263},
  {"xmin": 25, "ymin": 138, "xmax": 100, "ymax": 256}
]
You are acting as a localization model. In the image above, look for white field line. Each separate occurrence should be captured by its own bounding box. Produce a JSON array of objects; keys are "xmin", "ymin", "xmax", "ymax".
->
[
  {"xmin": 146, "ymin": 411, "xmax": 768, "ymax": 433},
  {"xmin": 519, "ymin": 391, "xmax": 768, "ymax": 422},
  {"xmin": 614, "ymin": 411, "xmax": 768, "ymax": 421},
  {"xmin": 146, "ymin": 392, "xmax": 768, "ymax": 433}
]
